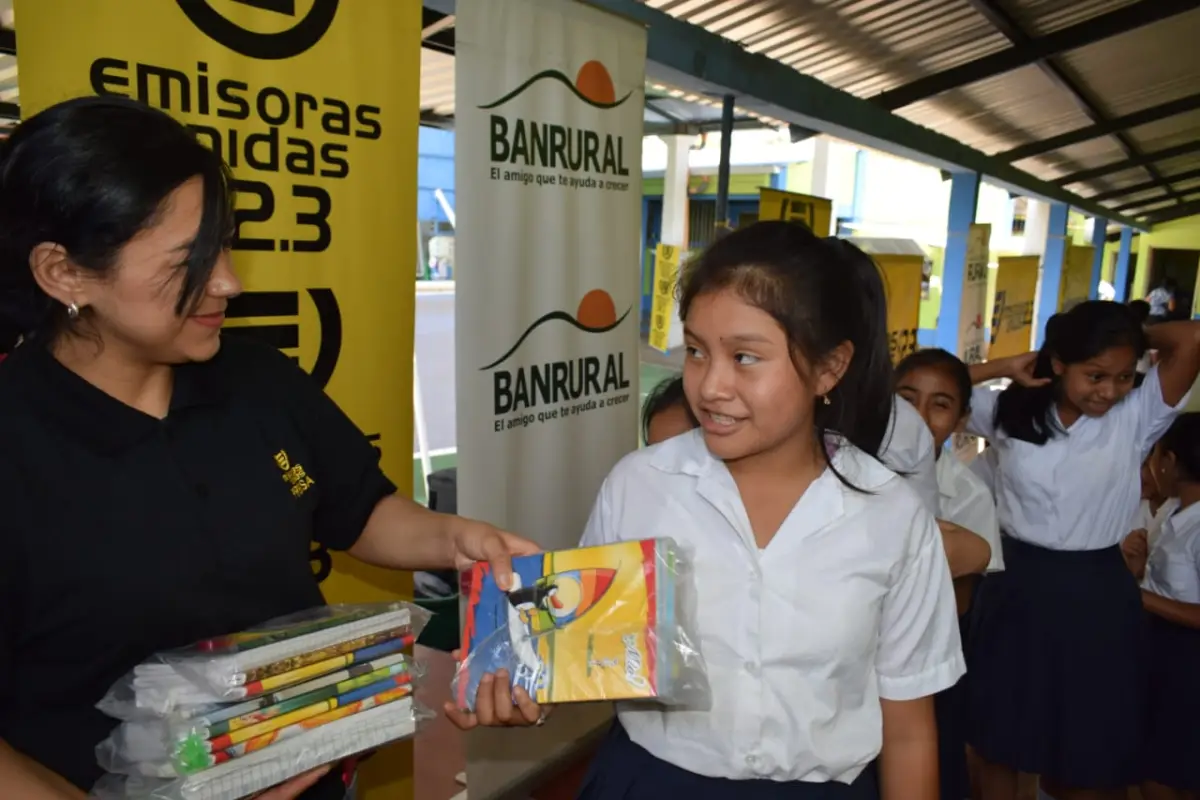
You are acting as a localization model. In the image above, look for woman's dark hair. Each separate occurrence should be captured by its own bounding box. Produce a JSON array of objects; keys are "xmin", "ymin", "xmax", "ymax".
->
[
  {"xmin": 895, "ymin": 348, "xmax": 973, "ymax": 416},
  {"xmin": 1160, "ymin": 413, "xmax": 1200, "ymax": 483},
  {"xmin": 1128, "ymin": 299, "xmax": 1151, "ymax": 325},
  {"xmin": 0, "ymin": 95, "xmax": 234, "ymax": 344},
  {"xmin": 995, "ymin": 300, "xmax": 1146, "ymax": 445},
  {"xmin": 641, "ymin": 375, "xmax": 696, "ymax": 442},
  {"xmin": 678, "ymin": 220, "xmax": 894, "ymax": 489}
]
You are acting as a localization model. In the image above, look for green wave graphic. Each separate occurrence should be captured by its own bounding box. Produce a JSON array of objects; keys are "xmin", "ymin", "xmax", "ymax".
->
[{"xmin": 479, "ymin": 69, "xmax": 632, "ymax": 110}]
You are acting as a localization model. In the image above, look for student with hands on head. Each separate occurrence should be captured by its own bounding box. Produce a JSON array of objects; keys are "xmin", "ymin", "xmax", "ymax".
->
[
  {"xmin": 961, "ymin": 304, "xmax": 1200, "ymax": 800},
  {"xmin": 0, "ymin": 96, "xmax": 538, "ymax": 800}
]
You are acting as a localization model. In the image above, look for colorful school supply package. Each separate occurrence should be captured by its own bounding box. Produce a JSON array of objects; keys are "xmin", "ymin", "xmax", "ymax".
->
[
  {"xmin": 92, "ymin": 603, "xmax": 430, "ymax": 800},
  {"xmin": 453, "ymin": 538, "xmax": 708, "ymax": 710}
]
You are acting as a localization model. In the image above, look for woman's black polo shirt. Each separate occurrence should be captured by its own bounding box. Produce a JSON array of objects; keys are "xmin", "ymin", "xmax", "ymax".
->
[{"xmin": 0, "ymin": 335, "xmax": 396, "ymax": 796}]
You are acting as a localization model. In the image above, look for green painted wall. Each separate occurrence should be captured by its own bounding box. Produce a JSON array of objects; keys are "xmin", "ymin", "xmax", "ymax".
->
[{"xmin": 643, "ymin": 172, "xmax": 772, "ymax": 196}]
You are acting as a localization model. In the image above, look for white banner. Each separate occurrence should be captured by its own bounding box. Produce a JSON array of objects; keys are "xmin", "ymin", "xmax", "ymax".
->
[
  {"xmin": 954, "ymin": 222, "xmax": 991, "ymax": 461},
  {"xmin": 456, "ymin": 0, "xmax": 644, "ymax": 544},
  {"xmin": 455, "ymin": 0, "xmax": 645, "ymax": 790}
]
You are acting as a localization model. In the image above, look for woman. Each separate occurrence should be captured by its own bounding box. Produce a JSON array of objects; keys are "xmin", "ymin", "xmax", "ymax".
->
[{"xmin": 0, "ymin": 96, "xmax": 535, "ymax": 800}]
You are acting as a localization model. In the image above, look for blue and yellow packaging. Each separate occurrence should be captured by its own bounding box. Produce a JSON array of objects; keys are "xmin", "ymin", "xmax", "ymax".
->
[{"xmin": 454, "ymin": 538, "xmax": 692, "ymax": 708}]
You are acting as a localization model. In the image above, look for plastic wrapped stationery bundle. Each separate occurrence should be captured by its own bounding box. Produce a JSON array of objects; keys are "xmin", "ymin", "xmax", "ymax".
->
[
  {"xmin": 98, "ymin": 653, "xmax": 423, "ymax": 778},
  {"xmin": 91, "ymin": 695, "xmax": 431, "ymax": 800},
  {"xmin": 452, "ymin": 538, "xmax": 708, "ymax": 710},
  {"xmin": 99, "ymin": 603, "xmax": 429, "ymax": 719}
]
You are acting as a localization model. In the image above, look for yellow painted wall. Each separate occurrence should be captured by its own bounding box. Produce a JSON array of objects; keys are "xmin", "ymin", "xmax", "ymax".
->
[
  {"xmin": 1133, "ymin": 215, "xmax": 1200, "ymax": 301},
  {"xmin": 786, "ymin": 161, "xmax": 814, "ymax": 194}
]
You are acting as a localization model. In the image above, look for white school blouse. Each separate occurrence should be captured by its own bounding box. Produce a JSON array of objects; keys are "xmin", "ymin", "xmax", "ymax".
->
[
  {"xmin": 967, "ymin": 366, "xmax": 1188, "ymax": 551},
  {"xmin": 882, "ymin": 396, "xmax": 940, "ymax": 519},
  {"xmin": 1132, "ymin": 497, "xmax": 1181, "ymax": 550},
  {"xmin": 937, "ymin": 454, "xmax": 1004, "ymax": 572},
  {"xmin": 580, "ymin": 430, "xmax": 965, "ymax": 783},
  {"xmin": 1144, "ymin": 502, "xmax": 1200, "ymax": 604}
]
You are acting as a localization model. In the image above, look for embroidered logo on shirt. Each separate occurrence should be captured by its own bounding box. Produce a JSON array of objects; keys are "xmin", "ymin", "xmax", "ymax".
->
[{"xmin": 274, "ymin": 450, "xmax": 315, "ymax": 498}]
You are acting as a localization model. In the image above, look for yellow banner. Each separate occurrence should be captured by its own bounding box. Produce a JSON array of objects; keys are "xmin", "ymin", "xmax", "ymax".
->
[
  {"xmin": 991, "ymin": 256, "xmax": 1039, "ymax": 359},
  {"xmin": 875, "ymin": 254, "xmax": 924, "ymax": 364},
  {"xmin": 758, "ymin": 187, "xmax": 834, "ymax": 237},
  {"xmin": 1059, "ymin": 245, "xmax": 1094, "ymax": 312},
  {"xmin": 648, "ymin": 243, "xmax": 681, "ymax": 353},
  {"xmin": 16, "ymin": 2, "xmax": 419, "ymax": 797}
]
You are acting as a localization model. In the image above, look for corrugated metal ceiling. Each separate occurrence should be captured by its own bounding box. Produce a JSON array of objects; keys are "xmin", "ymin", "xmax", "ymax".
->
[{"xmin": 639, "ymin": 0, "xmax": 1200, "ymax": 224}]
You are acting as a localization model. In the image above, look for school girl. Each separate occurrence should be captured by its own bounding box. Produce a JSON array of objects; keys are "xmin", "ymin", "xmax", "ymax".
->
[
  {"xmin": 1127, "ymin": 414, "xmax": 1200, "ymax": 800},
  {"xmin": 895, "ymin": 348, "xmax": 1002, "ymax": 800},
  {"xmin": 961, "ymin": 301, "xmax": 1200, "ymax": 800},
  {"xmin": 895, "ymin": 348, "xmax": 1003, "ymax": 584},
  {"xmin": 494, "ymin": 221, "xmax": 964, "ymax": 799},
  {"xmin": 1133, "ymin": 441, "xmax": 1181, "ymax": 549}
]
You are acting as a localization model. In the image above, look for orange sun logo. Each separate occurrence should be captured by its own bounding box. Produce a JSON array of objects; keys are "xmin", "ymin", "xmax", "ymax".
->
[
  {"xmin": 574, "ymin": 61, "xmax": 616, "ymax": 106},
  {"xmin": 575, "ymin": 289, "xmax": 618, "ymax": 330}
]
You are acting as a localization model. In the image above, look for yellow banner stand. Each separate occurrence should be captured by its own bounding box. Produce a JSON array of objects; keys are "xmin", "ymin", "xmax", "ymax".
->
[
  {"xmin": 991, "ymin": 256, "xmax": 1040, "ymax": 359},
  {"xmin": 16, "ymin": 3, "xmax": 419, "ymax": 797},
  {"xmin": 1059, "ymin": 245, "xmax": 1095, "ymax": 312},
  {"xmin": 758, "ymin": 187, "xmax": 834, "ymax": 237},
  {"xmin": 648, "ymin": 244, "xmax": 681, "ymax": 353},
  {"xmin": 874, "ymin": 254, "xmax": 924, "ymax": 363}
]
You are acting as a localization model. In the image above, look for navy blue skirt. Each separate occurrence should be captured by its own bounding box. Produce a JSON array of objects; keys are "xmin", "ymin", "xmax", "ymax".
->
[
  {"xmin": 935, "ymin": 612, "xmax": 972, "ymax": 800},
  {"xmin": 577, "ymin": 723, "xmax": 879, "ymax": 800},
  {"xmin": 965, "ymin": 536, "xmax": 1146, "ymax": 789},
  {"xmin": 1143, "ymin": 613, "xmax": 1200, "ymax": 791}
]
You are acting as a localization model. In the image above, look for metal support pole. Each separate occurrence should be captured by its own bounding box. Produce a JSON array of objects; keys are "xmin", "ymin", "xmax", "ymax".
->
[{"xmin": 715, "ymin": 94, "xmax": 735, "ymax": 227}]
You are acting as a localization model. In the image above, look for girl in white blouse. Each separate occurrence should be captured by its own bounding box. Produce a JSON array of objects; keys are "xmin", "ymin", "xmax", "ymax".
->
[
  {"xmin": 574, "ymin": 222, "xmax": 963, "ymax": 799},
  {"xmin": 895, "ymin": 347, "xmax": 1002, "ymax": 800},
  {"xmin": 1127, "ymin": 414, "xmax": 1200, "ymax": 800},
  {"xmin": 962, "ymin": 303, "xmax": 1200, "ymax": 800}
]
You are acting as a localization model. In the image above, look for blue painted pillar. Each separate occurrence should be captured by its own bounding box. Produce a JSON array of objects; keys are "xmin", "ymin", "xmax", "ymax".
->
[
  {"xmin": 934, "ymin": 171, "xmax": 981, "ymax": 354},
  {"xmin": 1089, "ymin": 218, "xmax": 1107, "ymax": 300},
  {"xmin": 1113, "ymin": 227, "xmax": 1133, "ymax": 303},
  {"xmin": 1034, "ymin": 202, "xmax": 1070, "ymax": 348}
]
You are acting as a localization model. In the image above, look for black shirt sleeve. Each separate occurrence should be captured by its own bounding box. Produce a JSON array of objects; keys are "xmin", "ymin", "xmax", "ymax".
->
[{"xmin": 246, "ymin": 342, "xmax": 397, "ymax": 552}]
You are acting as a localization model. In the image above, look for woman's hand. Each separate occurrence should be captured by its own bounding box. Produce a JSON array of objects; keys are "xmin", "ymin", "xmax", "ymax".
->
[
  {"xmin": 444, "ymin": 662, "xmax": 553, "ymax": 731},
  {"xmin": 351, "ymin": 497, "xmax": 540, "ymax": 590},
  {"xmin": 248, "ymin": 764, "xmax": 333, "ymax": 799},
  {"xmin": 448, "ymin": 519, "xmax": 540, "ymax": 591}
]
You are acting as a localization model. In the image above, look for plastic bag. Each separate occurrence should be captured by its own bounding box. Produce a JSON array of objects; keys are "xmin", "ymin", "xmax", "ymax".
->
[
  {"xmin": 98, "ymin": 603, "xmax": 430, "ymax": 719},
  {"xmin": 91, "ymin": 603, "xmax": 430, "ymax": 800},
  {"xmin": 452, "ymin": 537, "xmax": 708, "ymax": 710},
  {"xmin": 90, "ymin": 696, "xmax": 432, "ymax": 800},
  {"xmin": 98, "ymin": 653, "xmax": 424, "ymax": 778}
]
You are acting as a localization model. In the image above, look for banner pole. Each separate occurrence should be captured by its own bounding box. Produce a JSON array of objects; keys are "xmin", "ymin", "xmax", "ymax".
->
[
  {"xmin": 413, "ymin": 353, "xmax": 434, "ymax": 493},
  {"xmin": 435, "ymin": 188, "xmax": 457, "ymax": 229}
]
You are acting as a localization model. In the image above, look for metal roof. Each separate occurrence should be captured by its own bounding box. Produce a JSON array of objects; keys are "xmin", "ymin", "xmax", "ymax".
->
[
  {"xmin": 641, "ymin": 0, "xmax": 1200, "ymax": 227},
  {"xmin": 2, "ymin": 0, "xmax": 1195, "ymax": 228}
]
